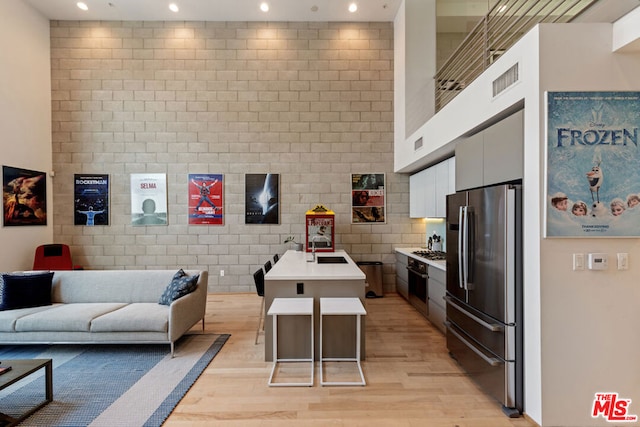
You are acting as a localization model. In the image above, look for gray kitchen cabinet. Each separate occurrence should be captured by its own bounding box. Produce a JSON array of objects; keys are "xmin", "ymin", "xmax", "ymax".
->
[
  {"xmin": 395, "ymin": 252, "xmax": 409, "ymax": 300},
  {"xmin": 455, "ymin": 109, "xmax": 523, "ymax": 191},
  {"xmin": 427, "ymin": 266, "xmax": 446, "ymax": 334},
  {"xmin": 455, "ymin": 131, "xmax": 484, "ymax": 191}
]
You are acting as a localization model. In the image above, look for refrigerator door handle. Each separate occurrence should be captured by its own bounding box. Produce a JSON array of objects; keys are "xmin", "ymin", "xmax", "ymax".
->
[
  {"xmin": 446, "ymin": 296, "xmax": 504, "ymax": 332},
  {"xmin": 461, "ymin": 206, "xmax": 470, "ymax": 290},
  {"xmin": 458, "ymin": 206, "xmax": 466, "ymax": 289},
  {"xmin": 445, "ymin": 321, "xmax": 503, "ymax": 367}
]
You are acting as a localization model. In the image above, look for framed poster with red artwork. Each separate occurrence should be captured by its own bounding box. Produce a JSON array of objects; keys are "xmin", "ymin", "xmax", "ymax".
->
[
  {"xmin": 188, "ymin": 173, "xmax": 223, "ymax": 225},
  {"xmin": 2, "ymin": 165, "xmax": 47, "ymax": 226},
  {"xmin": 351, "ymin": 173, "xmax": 385, "ymax": 223},
  {"xmin": 305, "ymin": 205, "xmax": 335, "ymax": 252}
]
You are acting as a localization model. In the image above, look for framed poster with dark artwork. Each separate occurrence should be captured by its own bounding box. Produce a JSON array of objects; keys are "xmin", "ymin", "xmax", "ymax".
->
[
  {"xmin": 188, "ymin": 173, "xmax": 223, "ymax": 225},
  {"xmin": 74, "ymin": 174, "xmax": 109, "ymax": 226},
  {"xmin": 2, "ymin": 165, "xmax": 47, "ymax": 226},
  {"xmin": 545, "ymin": 91, "xmax": 640, "ymax": 237},
  {"xmin": 245, "ymin": 173, "xmax": 279, "ymax": 224},
  {"xmin": 130, "ymin": 173, "xmax": 168, "ymax": 226},
  {"xmin": 351, "ymin": 173, "xmax": 386, "ymax": 223}
]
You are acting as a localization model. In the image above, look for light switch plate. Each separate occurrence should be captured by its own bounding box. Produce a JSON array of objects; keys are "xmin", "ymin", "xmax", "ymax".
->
[
  {"xmin": 573, "ymin": 253, "xmax": 584, "ymax": 271},
  {"xmin": 617, "ymin": 253, "xmax": 629, "ymax": 270}
]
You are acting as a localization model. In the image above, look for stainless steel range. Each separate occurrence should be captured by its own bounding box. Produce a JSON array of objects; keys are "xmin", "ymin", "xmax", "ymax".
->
[{"xmin": 412, "ymin": 250, "xmax": 447, "ymax": 261}]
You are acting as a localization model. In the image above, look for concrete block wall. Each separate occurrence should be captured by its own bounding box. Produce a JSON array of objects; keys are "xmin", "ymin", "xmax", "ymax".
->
[{"xmin": 50, "ymin": 20, "xmax": 426, "ymax": 292}]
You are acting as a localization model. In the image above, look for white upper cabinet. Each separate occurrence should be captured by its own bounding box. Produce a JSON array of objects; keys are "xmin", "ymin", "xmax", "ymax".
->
[{"xmin": 410, "ymin": 158, "xmax": 455, "ymax": 218}]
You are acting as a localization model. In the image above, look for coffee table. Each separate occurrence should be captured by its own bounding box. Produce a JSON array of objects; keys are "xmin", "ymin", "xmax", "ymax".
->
[{"xmin": 0, "ymin": 359, "xmax": 53, "ymax": 427}]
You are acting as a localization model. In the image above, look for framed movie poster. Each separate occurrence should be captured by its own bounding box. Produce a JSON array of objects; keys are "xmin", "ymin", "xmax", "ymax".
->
[
  {"xmin": 305, "ymin": 205, "xmax": 335, "ymax": 252},
  {"xmin": 2, "ymin": 165, "xmax": 47, "ymax": 226},
  {"xmin": 189, "ymin": 173, "xmax": 223, "ymax": 225},
  {"xmin": 245, "ymin": 173, "xmax": 279, "ymax": 224},
  {"xmin": 546, "ymin": 91, "xmax": 640, "ymax": 237},
  {"xmin": 74, "ymin": 174, "xmax": 109, "ymax": 226},
  {"xmin": 351, "ymin": 173, "xmax": 386, "ymax": 223},
  {"xmin": 130, "ymin": 173, "xmax": 167, "ymax": 226}
]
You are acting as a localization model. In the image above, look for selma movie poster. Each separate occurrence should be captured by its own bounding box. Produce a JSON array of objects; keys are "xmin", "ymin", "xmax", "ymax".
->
[{"xmin": 546, "ymin": 91, "xmax": 640, "ymax": 237}]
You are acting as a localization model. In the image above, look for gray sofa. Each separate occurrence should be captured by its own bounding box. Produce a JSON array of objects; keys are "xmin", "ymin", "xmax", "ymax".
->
[{"xmin": 0, "ymin": 269, "xmax": 208, "ymax": 356}]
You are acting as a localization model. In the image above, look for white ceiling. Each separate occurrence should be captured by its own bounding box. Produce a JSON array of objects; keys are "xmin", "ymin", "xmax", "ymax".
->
[{"xmin": 23, "ymin": 0, "xmax": 404, "ymax": 22}]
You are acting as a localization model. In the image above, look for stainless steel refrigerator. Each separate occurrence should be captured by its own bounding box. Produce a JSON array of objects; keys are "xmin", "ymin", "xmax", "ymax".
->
[{"xmin": 445, "ymin": 183, "xmax": 523, "ymax": 417}]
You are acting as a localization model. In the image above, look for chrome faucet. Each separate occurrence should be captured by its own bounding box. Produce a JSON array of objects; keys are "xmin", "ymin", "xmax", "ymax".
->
[{"xmin": 309, "ymin": 235, "xmax": 331, "ymax": 262}]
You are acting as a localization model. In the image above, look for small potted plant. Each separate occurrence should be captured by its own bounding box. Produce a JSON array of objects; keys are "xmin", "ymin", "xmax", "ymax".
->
[{"xmin": 284, "ymin": 236, "xmax": 303, "ymax": 252}]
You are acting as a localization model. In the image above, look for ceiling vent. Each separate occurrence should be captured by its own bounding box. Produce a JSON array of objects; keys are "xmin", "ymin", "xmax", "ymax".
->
[
  {"xmin": 492, "ymin": 63, "xmax": 519, "ymax": 97},
  {"xmin": 414, "ymin": 137, "xmax": 423, "ymax": 151}
]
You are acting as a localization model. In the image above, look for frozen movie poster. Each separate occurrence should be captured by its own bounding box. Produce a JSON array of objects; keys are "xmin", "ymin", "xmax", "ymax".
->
[
  {"xmin": 2, "ymin": 165, "xmax": 47, "ymax": 226},
  {"xmin": 245, "ymin": 173, "xmax": 279, "ymax": 224},
  {"xmin": 130, "ymin": 173, "xmax": 167, "ymax": 226},
  {"xmin": 546, "ymin": 91, "xmax": 640, "ymax": 237},
  {"xmin": 351, "ymin": 173, "xmax": 386, "ymax": 223},
  {"xmin": 74, "ymin": 174, "xmax": 109, "ymax": 226},
  {"xmin": 189, "ymin": 173, "xmax": 223, "ymax": 225}
]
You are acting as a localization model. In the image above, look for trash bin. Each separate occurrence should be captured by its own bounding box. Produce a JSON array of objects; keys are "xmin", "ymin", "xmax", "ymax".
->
[{"xmin": 356, "ymin": 261, "xmax": 383, "ymax": 298}]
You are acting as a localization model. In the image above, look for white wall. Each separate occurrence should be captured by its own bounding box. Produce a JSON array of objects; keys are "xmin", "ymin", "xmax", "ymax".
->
[
  {"xmin": 0, "ymin": 1, "xmax": 52, "ymax": 271},
  {"xmin": 537, "ymin": 23, "xmax": 640, "ymax": 427}
]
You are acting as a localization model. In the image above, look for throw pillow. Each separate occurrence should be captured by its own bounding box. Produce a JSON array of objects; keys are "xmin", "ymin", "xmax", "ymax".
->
[
  {"xmin": 158, "ymin": 269, "xmax": 200, "ymax": 306},
  {"xmin": 0, "ymin": 271, "xmax": 54, "ymax": 311}
]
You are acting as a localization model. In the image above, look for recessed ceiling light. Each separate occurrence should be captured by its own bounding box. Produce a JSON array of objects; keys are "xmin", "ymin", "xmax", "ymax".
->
[
  {"xmin": 348, "ymin": 3, "xmax": 358, "ymax": 13},
  {"xmin": 169, "ymin": 3, "xmax": 179, "ymax": 13},
  {"xmin": 260, "ymin": 2, "xmax": 269, "ymax": 12},
  {"xmin": 77, "ymin": 2, "xmax": 88, "ymax": 11}
]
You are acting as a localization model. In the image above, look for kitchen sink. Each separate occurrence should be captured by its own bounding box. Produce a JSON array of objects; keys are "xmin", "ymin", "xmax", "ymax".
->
[{"xmin": 316, "ymin": 256, "xmax": 348, "ymax": 264}]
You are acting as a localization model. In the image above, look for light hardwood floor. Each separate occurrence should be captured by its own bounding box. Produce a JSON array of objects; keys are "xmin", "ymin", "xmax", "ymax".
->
[{"xmin": 164, "ymin": 292, "xmax": 537, "ymax": 427}]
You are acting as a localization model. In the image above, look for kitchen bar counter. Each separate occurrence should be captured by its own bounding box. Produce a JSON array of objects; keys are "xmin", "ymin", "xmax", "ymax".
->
[
  {"xmin": 395, "ymin": 247, "xmax": 446, "ymax": 271},
  {"xmin": 266, "ymin": 249, "xmax": 366, "ymax": 281},
  {"xmin": 263, "ymin": 250, "xmax": 366, "ymax": 361}
]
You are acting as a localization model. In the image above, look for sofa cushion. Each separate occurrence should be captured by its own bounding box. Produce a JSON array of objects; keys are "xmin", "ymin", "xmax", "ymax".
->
[
  {"xmin": 158, "ymin": 269, "xmax": 199, "ymax": 305},
  {"xmin": 0, "ymin": 272, "xmax": 54, "ymax": 311},
  {"xmin": 0, "ymin": 303, "xmax": 64, "ymax": 332},
  {"xmin": 91, "ymin": 303, "xmax": 168, "ymax": 332},
  {"xmin": 14, "ymin": 303, "xmax": 127, "ymax": 332}
]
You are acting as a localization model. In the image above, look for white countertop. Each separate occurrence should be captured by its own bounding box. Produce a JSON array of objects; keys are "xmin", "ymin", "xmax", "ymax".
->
[
  {"xmin": 395, "ymin": 247, "xmax": 447, "ymax": 271},
  {"xmin": 265, "ymin": 249, "xmax": 366, "ymax": 281}
]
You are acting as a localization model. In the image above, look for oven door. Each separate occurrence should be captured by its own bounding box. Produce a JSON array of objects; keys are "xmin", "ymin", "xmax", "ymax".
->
[{"xmin": 407, "ymin": 265, "xmax": 428, "ymax": 318}]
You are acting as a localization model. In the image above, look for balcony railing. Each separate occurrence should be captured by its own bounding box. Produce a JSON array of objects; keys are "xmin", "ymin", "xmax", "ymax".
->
[{"xmin": 435, "ymin": 0, "xmax": 597, "ymax": 111}]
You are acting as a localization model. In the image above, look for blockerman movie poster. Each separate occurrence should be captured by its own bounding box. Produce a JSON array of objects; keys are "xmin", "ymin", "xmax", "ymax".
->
[
  {"xmin": 546, "ymin": 91, "xmax": 640, "ymax": 237},
  {"xmin": 74, "ymin": 174, "xmax": 109, "ymax": 226}
]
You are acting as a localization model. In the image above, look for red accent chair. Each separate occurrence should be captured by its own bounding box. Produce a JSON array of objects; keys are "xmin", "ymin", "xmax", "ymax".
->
[{"xmin": 33, "ymin": 244, "xmax": 82, "ymax": 270}]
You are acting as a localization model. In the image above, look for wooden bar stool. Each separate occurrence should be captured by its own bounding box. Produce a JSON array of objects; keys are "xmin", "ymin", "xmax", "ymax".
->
[
  {"xmin": 267, "ymin": 297, "xmax": 314, "ymax": 387},
  {"xmin": 319, "ymin": 297, "xmax": 367, "ymax": 386}
]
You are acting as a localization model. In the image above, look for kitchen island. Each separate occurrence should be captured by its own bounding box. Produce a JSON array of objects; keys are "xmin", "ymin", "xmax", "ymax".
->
[{"xmin": 263, "ymin": 249, "xmax": 366, "ymax": 361}]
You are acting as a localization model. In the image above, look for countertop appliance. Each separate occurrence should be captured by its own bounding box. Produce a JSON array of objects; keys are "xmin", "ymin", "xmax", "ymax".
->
[{"xmin": 445, "ymin": 183, "xmax": 523, "ymax": 417}]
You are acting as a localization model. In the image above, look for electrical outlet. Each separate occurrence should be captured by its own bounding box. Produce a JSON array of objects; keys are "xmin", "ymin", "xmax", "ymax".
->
[{"xmin": 220, "ymin": 270, "xmax": 224, "ymax": 277}]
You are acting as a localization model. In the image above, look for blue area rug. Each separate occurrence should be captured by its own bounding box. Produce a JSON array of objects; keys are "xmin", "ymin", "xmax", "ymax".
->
[{"xmin": 0, "ymin": 333, "xmax": 229, "ymax": 426}]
